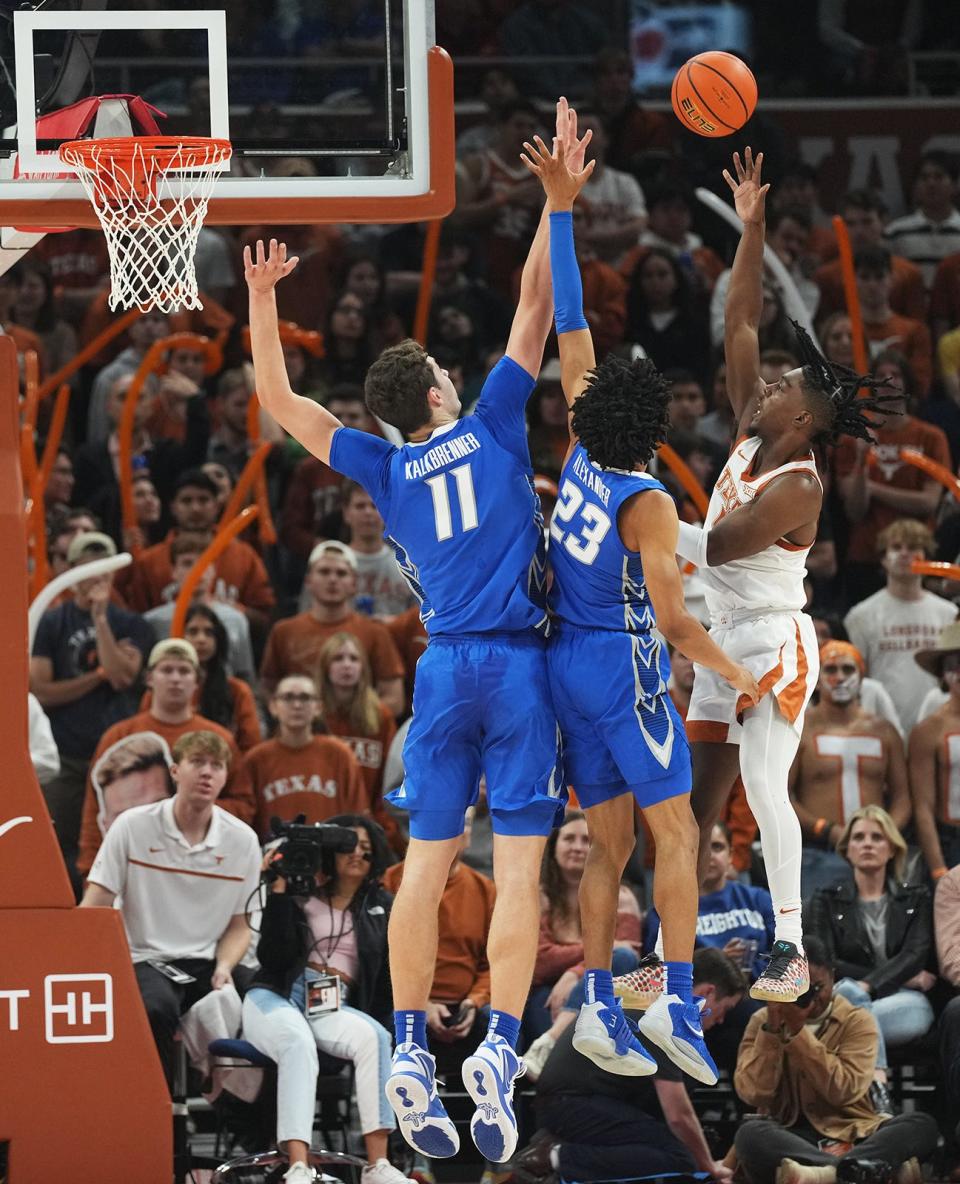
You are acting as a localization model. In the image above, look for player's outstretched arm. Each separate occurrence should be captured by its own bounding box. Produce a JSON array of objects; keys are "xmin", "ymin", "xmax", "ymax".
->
[
  {"xmin": 506, "ymin": 98, "xmax": 592, "ymax": 380},
  {"xmin": 522, "ymin": 133, "xmax": 595, "ymax": 410},
  {"xmin": 705, "ymin": 469, "xmax": 821, "ymax": 566},
  {"xmin": 723, "ymin": 148, "xmax": 770, "ymax": 433},
  {"xmin": 625, "ymin": 490, "xmax": 759, "ymax": 704},
  {"xmin": 245, "ymin": 238, "xmax": 342, "ymax": 464}
]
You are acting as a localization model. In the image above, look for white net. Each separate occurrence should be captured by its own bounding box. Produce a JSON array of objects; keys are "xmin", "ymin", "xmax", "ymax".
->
[{"xmin": 59, "ymin": 137, "xmax": 231, "ymax": 314}]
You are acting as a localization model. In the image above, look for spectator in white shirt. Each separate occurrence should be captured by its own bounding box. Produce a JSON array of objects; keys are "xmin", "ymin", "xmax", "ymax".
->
[
  {"xmin": 80, "ymin": 729, "xmax": 260, "ymax": 1091},
  {"xmin": 574, "ymin": 113, "xmax": 646, "ymax": 268},
  {"xmin": 844, "ymin": 519, "xmax": 957, "ymax": 734}
]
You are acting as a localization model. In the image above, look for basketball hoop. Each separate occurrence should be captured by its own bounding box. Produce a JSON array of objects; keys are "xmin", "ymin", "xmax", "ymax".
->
[{"xmin": 58, "ymin": 136, "xmax": 231, "ymax": 313}]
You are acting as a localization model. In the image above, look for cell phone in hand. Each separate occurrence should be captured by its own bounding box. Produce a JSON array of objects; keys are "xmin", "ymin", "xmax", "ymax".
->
[{"xmin": 442, "ymin": 1003, "xmax": 467, "ymax": 1027}]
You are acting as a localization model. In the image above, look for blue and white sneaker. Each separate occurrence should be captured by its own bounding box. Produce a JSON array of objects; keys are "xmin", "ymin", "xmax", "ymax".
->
[
  {"xmin": 572, "ymin": 1000, "xmax": 658, "ymax": 1076},
  {"xmin": 385, "ymin": 1042, "xmax": 460, "ymax": 1158},
  {"xmin": 461, "ymin": 1034, "xmax": 525, "ymax": 1163},
  {"xmin": 637, "ymin": 993, "xmax": 718, "ymax": 1085}
]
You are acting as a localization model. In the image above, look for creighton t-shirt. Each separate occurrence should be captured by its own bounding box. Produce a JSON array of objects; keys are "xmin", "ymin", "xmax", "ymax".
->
[
  {"xmin": 328, "ymin": 357, "xmax": 547, "ymax": 637},
  {"xmin": 32, "ymin": 600, "xmax": 154, "ymax": 758}
]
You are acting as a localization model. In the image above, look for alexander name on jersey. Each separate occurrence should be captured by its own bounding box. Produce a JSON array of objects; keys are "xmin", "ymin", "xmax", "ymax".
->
[
  {"xmin": 404, "ymin": 432, "xmax": 482, "ymax": 480},
  {"xmin": 572, "ymin": 450, "xmax": 611, "ymax": 507}
]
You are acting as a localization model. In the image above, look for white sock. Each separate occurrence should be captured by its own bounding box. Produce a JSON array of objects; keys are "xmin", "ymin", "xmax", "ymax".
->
[
  {"xmin": 654, "ymin": 929, "xmax": 664, "ymax": 960},
  {"xmin": 739, "ymin": 697, "xmax": 804, "ymax": 952}
]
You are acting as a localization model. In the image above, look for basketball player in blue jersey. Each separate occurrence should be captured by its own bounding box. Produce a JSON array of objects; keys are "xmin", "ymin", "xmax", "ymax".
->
[
  {"xmin": 521, "ymin": 135, "xmax": 759, "ymax": 1085},
  {"xmin": 246, "ymin": 102, "xmax": 592, "ymax": 1166}
]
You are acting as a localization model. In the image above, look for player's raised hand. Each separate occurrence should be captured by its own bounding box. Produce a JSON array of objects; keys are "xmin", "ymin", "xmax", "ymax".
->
[
  {"xmin": 727, "ymin": 663, "xmax": 761, "ymax": 706},
  {"xmin": 521, "ymin": 135, "xmax": 595, "ymax": 212},
  {"xmin": 555, "ymin": 95, "xmax": 593, "ymax": 177},
  {"xmin": 244, "ymin": 238, "xmax": 300, "ymax": 294},
  {"xmin": 723, "ymin": 147, "xmax": 770, "ymax": 226}
]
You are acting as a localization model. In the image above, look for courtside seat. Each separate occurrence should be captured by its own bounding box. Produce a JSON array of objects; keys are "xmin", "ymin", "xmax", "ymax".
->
[{"xmin": 207, "ymin": 1036, "xmax": 362, "ymax": 1178}]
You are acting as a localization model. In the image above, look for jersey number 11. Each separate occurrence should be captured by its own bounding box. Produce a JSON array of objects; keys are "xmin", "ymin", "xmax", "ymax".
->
[{"xmin": 426, "ymin": 465, "xmax": 479, "ymax": 542}]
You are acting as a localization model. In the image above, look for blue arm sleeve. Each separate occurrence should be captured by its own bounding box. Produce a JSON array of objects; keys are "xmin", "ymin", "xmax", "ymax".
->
[
  {"xmin": 328, "ymin": 427, "xmax": 395, "ymax": 509},
  {"xmin": 549, "ymin": 211, "xmax": 589, "ymax": 334}
]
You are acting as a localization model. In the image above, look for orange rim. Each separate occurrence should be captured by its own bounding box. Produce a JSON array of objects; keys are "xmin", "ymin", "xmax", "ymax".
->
[{"xmin": 60, "ymin": 136, "xmax": 232, "ymax": 168}]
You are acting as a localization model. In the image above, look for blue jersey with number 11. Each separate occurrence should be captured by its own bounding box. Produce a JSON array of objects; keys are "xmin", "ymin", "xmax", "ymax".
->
[
  {"xmin": 548, "ymin": 443, "xmax": 667, "ymax": 636},
  {"xmin": 328, "ymin": 357, "xmax": 547, "ymax": 637}
]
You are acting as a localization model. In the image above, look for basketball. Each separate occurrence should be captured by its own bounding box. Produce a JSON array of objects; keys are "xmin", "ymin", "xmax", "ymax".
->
[{"xmin": 671, "ymin": 51, "xmax": 757, "ymax": 138}]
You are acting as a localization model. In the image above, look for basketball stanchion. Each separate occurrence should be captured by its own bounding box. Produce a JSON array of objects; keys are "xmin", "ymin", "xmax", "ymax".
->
[
  {"xmin": 22, "ymin": 350, "xmax": 40, "ymax": 431},
  {"xmin": 170, "ymin": 505, "xmax": 259, "ymax": 640},
  {"xmin": 413, "ymin": 218, "xmax": 443, "ymax": 346}
]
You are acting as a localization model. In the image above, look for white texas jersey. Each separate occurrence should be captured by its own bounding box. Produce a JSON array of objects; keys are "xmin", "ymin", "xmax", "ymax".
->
[{"xmin": 701, "ymin": 434, "xmax": 822, "ymax": 620}]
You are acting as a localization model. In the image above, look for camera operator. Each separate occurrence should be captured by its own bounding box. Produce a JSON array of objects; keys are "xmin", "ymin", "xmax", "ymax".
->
[
  {"xmin": 242, "ymin": 813, "xmax": 412, "ymax": 1184},
  {"xmin": 733, "ymin": 934, "xmax": 939, "ymax": 1184}
]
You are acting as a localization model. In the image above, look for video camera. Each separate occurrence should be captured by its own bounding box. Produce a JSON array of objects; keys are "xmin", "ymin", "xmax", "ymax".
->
[{"xmin": 265, "ymin": 816, "xmax": 359, "ymax": 897}]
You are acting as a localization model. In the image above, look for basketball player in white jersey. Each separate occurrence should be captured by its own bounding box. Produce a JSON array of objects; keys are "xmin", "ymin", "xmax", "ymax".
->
[{"xmin": 671, "ymin": 149, "xmax": 897, "ymax": 1001}]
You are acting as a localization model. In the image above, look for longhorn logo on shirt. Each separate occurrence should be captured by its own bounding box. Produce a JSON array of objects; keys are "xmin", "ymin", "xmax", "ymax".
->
[{"xmin": 872, "ymin": 442, "xmax": 911, "ymax": 482}]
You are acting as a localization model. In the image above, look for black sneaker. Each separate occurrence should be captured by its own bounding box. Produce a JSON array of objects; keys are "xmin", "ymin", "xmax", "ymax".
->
[
  {"xmin": 750, "ymin": 940, "xmax": 810, "ymax": 1002},
  {"xmin": 836, "ymin": 1157, "xmax": 896, "ymax": 1184},
  {"xmin": 869, "ymin": 1079, "xmax": 895, "ymax": 1117}
]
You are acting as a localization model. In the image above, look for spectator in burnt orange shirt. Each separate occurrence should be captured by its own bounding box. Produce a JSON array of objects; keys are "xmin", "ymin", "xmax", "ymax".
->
[
  {"xmin": 260, "ymin": 541, "xmax": 404, "ymax": 716},
  {"xmin": 124, "ymin": 468, "xmax": 276, "ymax": 630},
  {"xmin": 246, "ymin": 673, "xmax": 368, "ymax": 839}
]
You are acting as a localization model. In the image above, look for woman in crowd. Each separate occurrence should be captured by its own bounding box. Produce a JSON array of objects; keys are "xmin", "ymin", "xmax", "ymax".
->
[
  {"xmin": 524, "ymin": 811, "xmax": 641, "ymax": 1065},
  {"xmin": 11, "ymin": 258, "xmax": 78, "ymax": 376},
  {"xmin": 808, "ymin": 804, "xmax": 935, "ymax": 1113},
  {"xmin": 129, "ymin": 473, "xmax": 164, "ymax": 550},
  {"xmin": 315, "ymin": 291, "xmax": 375, "ymax": 392},
  {"xmin": 315, "ymin": 632, "xmax": 399, "ymax": 849},
  {"xmin": 242, "ymin": 814, "xmax": 412, "ymax": 1184},
  {"xmin": 819, "ymin": 310, "xmax": 856, "ymax": 369},
  {"xmin": 142, "ymin": 604, "xmax": 260, "ymax": 750},
  {"xmin": 44, "ymin": 449, "xmax": 75, "ymax": 518},
  {"xmin": 625, "ymin": 247, "xmax": 710, "ymax": 385},
  {"xmin": 341, "ymin": 252, "xmax": 406, "ymax": 353}
]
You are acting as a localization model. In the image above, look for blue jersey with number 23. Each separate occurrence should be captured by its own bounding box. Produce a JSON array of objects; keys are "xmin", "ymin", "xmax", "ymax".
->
[{"xmin": 328, "ymin": 356, "xmax": 548, "ymax": 637}]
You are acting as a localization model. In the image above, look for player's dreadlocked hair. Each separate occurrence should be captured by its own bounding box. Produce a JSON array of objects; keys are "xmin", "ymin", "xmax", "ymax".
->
[
  {"xmin": 790, "ymin": 320, "xmax": 901, "ymax": 445},
  {"xmin": 571, "ymin": 355, "xmax": 671, "ymax": 471}
]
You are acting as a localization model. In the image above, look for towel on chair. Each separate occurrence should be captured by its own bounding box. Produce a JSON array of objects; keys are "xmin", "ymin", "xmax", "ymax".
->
[{"xmin": 179, "ymin": 985, "xmax": 263, "ymax": 1103}]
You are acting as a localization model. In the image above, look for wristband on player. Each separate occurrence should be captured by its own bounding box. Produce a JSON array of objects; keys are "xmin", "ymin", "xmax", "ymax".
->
[
  {"xmin": 549, "ymin": 211, "xmax": 589, "ymax": 335},
  {"xmin": 676, "ymin": 521, "xmax": 710, "ymax": 568}
]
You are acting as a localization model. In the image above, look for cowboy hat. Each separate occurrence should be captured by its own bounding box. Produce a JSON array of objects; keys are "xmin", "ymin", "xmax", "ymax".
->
[{"xmin": 914, "ymin": 618, "xmax": 960, "ymax": 677}]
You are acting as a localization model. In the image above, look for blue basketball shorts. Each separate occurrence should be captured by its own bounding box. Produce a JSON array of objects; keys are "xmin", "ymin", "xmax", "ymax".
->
[
  {"xmin": 547, "ymin": 625, "xmax": 691, "ymax": 810},
  {"xmin": 387, "ymin": 633, "xmax": 566, "ymax": 840}
]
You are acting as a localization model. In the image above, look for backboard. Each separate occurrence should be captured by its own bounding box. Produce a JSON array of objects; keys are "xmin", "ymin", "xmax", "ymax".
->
[{"xmin": 0, "ymin": 0, "xmax": 454, "ymax": 228}]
